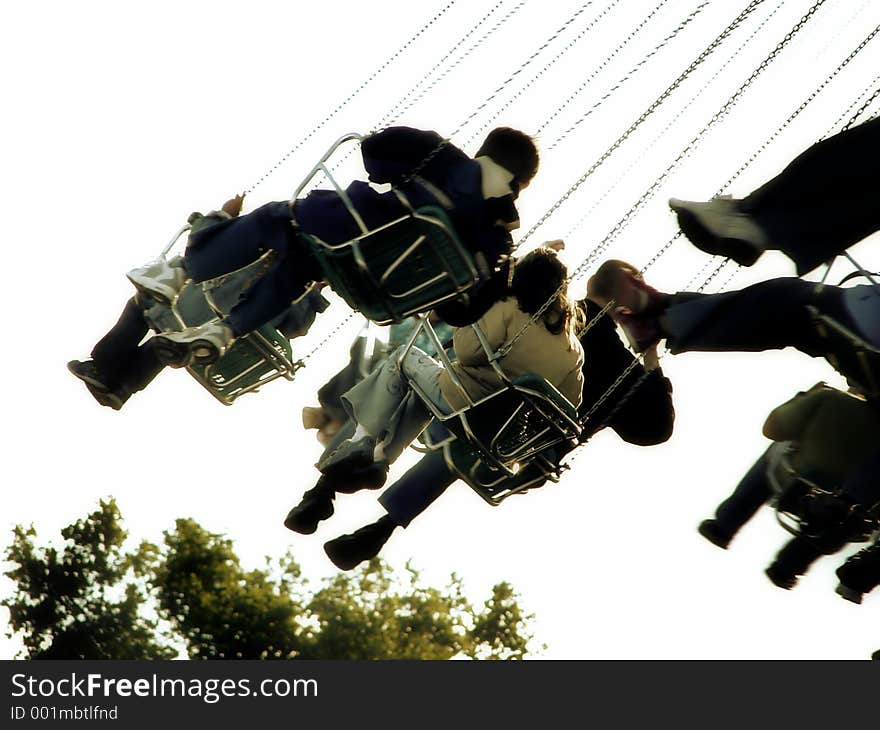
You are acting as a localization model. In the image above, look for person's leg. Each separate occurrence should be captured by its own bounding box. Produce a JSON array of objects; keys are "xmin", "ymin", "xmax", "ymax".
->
[
  {"xmin": 671, "ymin": 118, "xmax": 880, "ymax": 274},
  {"xmin": 700, "ymin": 449, "xmax": 773, "ymax": 548},
  {"xmin": 90, "ymin": 297, "xmax": 151, "ymax": 382},
  {"xmin": 836, "ymin": 541, "xmax": 880, "ymax": 599},
  {"xmin": 378, "ymin": 450, "xmax": 457, "ymax": 528},
  {"xmin": 766, "ymin": 537, "xmax": 824, "ymax": 589},
  {"xmin": 661, "ymin": 279, "xmax": 852, "ymax": 357},
  {"xmin": 323, "ymin": 451, "xmax": 457, "ymax": 570},
  {"xmin": 70, "ymin": 297, "xmax": 157, "ymax": 409},
  {"xmin": 320, "ymin": 347, "xmax": 447, "ymax": 473}
]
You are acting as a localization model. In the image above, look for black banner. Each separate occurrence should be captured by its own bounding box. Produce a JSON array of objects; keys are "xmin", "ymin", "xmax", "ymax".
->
[{"xmin": 1, "ymin": 660, "xmax": 877, "ymax": 727}]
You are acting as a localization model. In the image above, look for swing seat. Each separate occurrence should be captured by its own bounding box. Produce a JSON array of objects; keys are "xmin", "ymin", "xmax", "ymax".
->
[
  {"xmin": 810, "ymin": 306, "xmax": 880, "ymax": 397},
  {"xmin": 304, "ymin": 205, "xmax": 481, "ymax": 325},
  {"xmin": 433, "ymin": 374, "xmax": 581, "ymax": 505},
  {"xmin": 141, "ymin": 264, "xmax": 301, "ymax": 405},
  {"xmin": 768, "ymin": 442, "xmax": 879, "ymax": 542}
]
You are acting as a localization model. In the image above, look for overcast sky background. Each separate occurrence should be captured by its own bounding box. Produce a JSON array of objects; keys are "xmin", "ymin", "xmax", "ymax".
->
[{"xmin": 3, "ymin": 0, "xmax": 880, "ymax": 659}]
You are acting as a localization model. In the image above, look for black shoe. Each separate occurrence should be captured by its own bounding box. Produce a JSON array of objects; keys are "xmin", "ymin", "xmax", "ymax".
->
[
  {"xmin": 697, "ymin": 519, "xmax": 732, "ymax": 549},
  {"xmin": 327, "ymin": 461, "xmax": 389, "ymax": 494},
  {"xmin": 835, "ymin": 582, "xmax": 864, "ymax": 604},
  {"xmin": 68, "ymin": 360, "xmax": 125, "ymax": 410},
  {"xmin": 669, "ymin": 197, "xmax": 765, "ymax": 267},
  {"xmin": 765, "ymin": 564, "xmax": 798, "ymax": 590},
  {"xmin": 323, "ymin": 515, "xmax": 397, "ymax": 571},
  {"xmin": 283, "ymin": 482, "xmax": 335, "ymax": 535},
  {"xmin": 318, "ymin": 435, "xmax": 377, "ymax": 478}
]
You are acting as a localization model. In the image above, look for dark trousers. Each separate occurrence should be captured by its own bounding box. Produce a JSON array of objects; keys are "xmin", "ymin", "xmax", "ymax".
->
[
  {"xmin": 713, "ymin": 449, "xmax": 773, "ymax": 540},
  {"xmin": 662, "ymin": 278, "xmax": 853, "ymax": 357},
  {"xmin": 742, "ymin": 117, "xmax": 880, "ymax": 275},
  {"xmin": 769, "ymin": 532, "xmax": 851, "ymax": 579},
  {"xmin": 836, "ymin": 541, "xmax": 880, "ymax": 594},
  {"xmin": 184, "ymin": 203, "xmax": 319, "ymax": 337},
  {"xmin": 378, "ymin": 450, "xmax": 456, "ymax": 528},
  {"xmin": 91, "ymin": 297, "xmax": 165, "ymax": 401}
]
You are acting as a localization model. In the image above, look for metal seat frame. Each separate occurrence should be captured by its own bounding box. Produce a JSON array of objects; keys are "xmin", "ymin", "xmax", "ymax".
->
[
  {"xmin": 292, "ymin": 133, "xmax": 483, "ymax": 325},
  {"xmin": 399, "ymin": 314, "xmax": 581, "ymax": 505},
  {"xmin": 141, "ymin": 225, "xmax": 303, "ymax": 405}
]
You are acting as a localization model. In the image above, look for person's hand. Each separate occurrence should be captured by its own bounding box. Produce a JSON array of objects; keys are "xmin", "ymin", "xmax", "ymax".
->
[
  {"xmin": 544, "ymin": 239, "xmax": 565, "ymax": 252},
  {"xmin": 221, "ymin": 194, "xmax": 245, "ymax": 217}
]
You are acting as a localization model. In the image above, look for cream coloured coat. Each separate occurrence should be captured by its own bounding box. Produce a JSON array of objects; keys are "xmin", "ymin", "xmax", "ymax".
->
[{"xmin": 438, "ymin": 297, "xmax": 584, "ymax": 410}]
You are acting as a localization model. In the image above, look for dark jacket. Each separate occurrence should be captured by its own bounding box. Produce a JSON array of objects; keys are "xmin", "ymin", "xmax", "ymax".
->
[
  {"xmin": 294, "ymin": 127, "xmax": 517, "ymax": 266},
  {"xmin": 578, "ymin": 300, "xmax": 674, "ymax": 446}
]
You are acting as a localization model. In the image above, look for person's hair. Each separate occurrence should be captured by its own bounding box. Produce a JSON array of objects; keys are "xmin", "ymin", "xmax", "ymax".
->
[
  {"xmin": 511, "ymin": 248, "xmax": 583, "ymax": 336},
  {"xmin": 587, "ymin": 259, "xmax": 641, "ymax": 305},
  {"xmin": 476, "ymin": 127, "xmax": 540, "ymax": 188}
]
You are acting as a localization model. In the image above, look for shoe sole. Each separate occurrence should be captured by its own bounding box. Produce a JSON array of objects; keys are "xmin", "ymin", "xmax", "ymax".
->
[
  {"xmin": 675, "ymin": 209, "xmax": 760, "ymax": 267},
  {"xmin": 67, "ymin": 361, "xmax": 111, "ymax": 391},
  {"xmin": 85, "ymin": 383, "xmax": 124, "ymax": 410}
]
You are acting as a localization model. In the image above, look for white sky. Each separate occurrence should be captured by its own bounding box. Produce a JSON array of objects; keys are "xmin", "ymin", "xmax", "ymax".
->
[{"xmin": 3, "ymin": 0, "xmax": 880, "ymax": 659}]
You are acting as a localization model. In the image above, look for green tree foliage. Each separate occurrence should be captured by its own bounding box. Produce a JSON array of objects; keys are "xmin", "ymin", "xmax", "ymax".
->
[
  {"xmin": 4, "ymin": 503, "xmax": 536, "ymax": 660},
  {"xmin": 2, "ymin": 499, "xmax": 173, "ymax": 659}
]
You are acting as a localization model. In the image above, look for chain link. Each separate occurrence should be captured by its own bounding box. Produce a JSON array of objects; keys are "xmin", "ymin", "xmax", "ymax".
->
[
  {"xmin": 547, "ymin": 0, "xmax": 710, "ymax": 150},
  {"xmin": 568, "ymin": 0, "xmax": 785, "ymax": 275},
  {"xmin": 462, "ymin": 0, "xmax": 625, "ymax": 147},
  {"xmin": 518, "ymin": 0, "xmax": 765, "ymax": 249},
  {"xmin": 242, "ymin": 0, "xmax": 459, "ymax": 195},
  {"xmin": 536, "ymin": 0, "xmax": 672, "ymax": 136}
]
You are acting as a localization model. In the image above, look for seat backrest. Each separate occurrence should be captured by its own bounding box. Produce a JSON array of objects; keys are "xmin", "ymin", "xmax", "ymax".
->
[
  {"xmin": 442, "ymin": 374, "xmax": 580, "ymax": 474},
  {"xmin": 307, "ymin": 206, "xmax": 480, "ymax": 324}
]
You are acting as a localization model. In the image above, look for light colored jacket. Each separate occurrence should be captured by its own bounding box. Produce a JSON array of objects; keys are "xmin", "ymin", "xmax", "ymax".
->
[{"xmin": 439, "ymin": 297, "xmax": 584, "ymax": 410}]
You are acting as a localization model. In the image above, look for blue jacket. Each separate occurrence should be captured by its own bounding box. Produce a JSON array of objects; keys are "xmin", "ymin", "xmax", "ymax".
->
[{"xmin": 294, "ymin": 126, "xmax": 518, "ymax": 267}]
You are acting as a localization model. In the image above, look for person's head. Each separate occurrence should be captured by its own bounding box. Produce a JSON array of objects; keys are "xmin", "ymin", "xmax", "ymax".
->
[
  {"xmin": 476, "ymin": 127, "xmax": 540, "ymax": 191},
  {"xmin": 511, "ymin": 247, "xmax": 581, "ymax": 336},
  {"xmin": 586, "ymin": 259, "xmax": 642, "ymax": 309}
]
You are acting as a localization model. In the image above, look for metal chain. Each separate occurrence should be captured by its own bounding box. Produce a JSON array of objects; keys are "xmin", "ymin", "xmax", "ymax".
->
[
  {"xmin": 377, "ymin": 0, "xmax": 521, "ymax": 131},
  {"xmin": 462, "ymin": 0, "xmax": 625, "ymax": 147},
  {"xmin": 547, "ymin": 0, "xmax": 710, "ymax": 150},
  {"xmin": 306, "ymin": 0, "xmax": 529, "ymax": 192},
  {"xmin": 391, "ymin": 0, "xmax": 603, "ymax": 188},
  {"xmin": 242, "ymin": 0, "xmax": 459, "ymax": 195},
  {"xmin": 494, "ymin": 1, "xmax": 769, "ymax": 360},
  {"xmin": 577, "ymin": 0, "xmax": 827, "ymax": 279},
  {"xmin": 298, "ymin": 310, "xmax": 360, "ymax": 365},
  {"xmin": 568, "ymin": 0, "xmax": 785, "ymax": 273},
  {"xmin": 535, "ymin": 0, "xmax": 672, "ymax": 136},
  {"xmin": 517, "ymin": 0, "xmax": 765, "ymax": 250},
  {"xmin": 693, "ymin": 21, "xmax": 880, "ymax": 293}
]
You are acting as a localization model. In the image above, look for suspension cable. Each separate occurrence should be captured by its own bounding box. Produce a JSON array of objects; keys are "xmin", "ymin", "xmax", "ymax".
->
[
  {"xmin": 461, "ymin": 0, "xmax": 625, "ymax": 147},
  {"xmin": 546, "ymin": 0, "xmax": 710, "ymax": 150},
  {"xmin": 535, "ymin": 0, "xmax": 672, "ymax": 136},
  {"xmin": 516, "ymin": 0, "xmax": 766, "ymax": 251},
  {"xmin": 242, "ymin": 0, "xmax": 459, "ymax": 195}
]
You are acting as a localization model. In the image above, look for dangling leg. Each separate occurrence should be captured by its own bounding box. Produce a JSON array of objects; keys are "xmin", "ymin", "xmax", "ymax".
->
[
  {"xmin": 69, "ymin": 297, "xmax": 155, "ymax": 409},
  {"xmin": 323, "ymin": 450, "xmax": 457, "ymax": 570},
  {"xmin": 698, "ymin": 448, "xmax": 773, "ymax": 549},
  {"xmin": 671, "ymin": 117, "xmax": 880, "ymax": 274}
]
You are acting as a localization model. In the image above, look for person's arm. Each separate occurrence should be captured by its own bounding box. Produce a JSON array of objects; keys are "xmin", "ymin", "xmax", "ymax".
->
[{"xmin": 361, "ymin": 127, "xmax": 456, "ymax": 184}]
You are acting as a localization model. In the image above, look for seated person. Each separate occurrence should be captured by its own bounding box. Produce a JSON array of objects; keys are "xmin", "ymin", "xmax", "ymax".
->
[
  {"xmin": 303, "ymin": 314, "xmax": 454, "ymax": 445},
  {"xmin": 697, "ymin": 383, "xmax": 880, "ymax": 590},
  {"xmin": 129, "ymin": 127, "xmax": 539, "ymax": 367},
  {"xmin": 669, "ymin": 116, "xmax": 880, "ymax": 274},
  {"xmin": 285, "ymin": 249, "xmax": 586, "ymax": 550},
  {"xmin": 68, "ymin": 195, "xmax": 329, "ymax": 409},
  {"xmin": 286, "ymin": 259, "xmax": 676, "ymax": 570}
]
